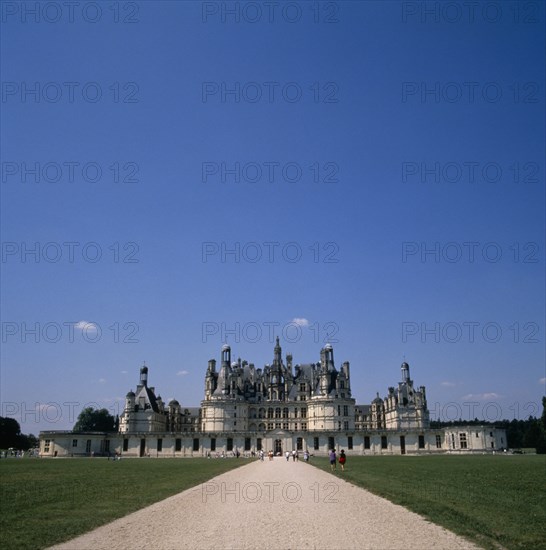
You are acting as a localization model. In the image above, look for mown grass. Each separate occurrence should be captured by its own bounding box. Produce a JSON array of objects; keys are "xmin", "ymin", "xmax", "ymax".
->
[
  {"xmin": 0, "ymin": 457, "xmax": 249, "ymax": 549},
  {"xmin": 310, "ymin": 454, "xmax": 546, "ymax": 550}
]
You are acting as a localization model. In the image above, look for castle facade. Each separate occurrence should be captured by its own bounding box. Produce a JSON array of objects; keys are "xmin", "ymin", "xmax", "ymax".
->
[{"xmin": 39, "ymin": 341, "xmax": 506, "ymax": 457}]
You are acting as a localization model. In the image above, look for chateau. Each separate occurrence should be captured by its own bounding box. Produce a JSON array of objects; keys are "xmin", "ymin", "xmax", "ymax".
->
[{"xmin": 39, "ymin": 341, "xmax": 506, "ymax": 457}]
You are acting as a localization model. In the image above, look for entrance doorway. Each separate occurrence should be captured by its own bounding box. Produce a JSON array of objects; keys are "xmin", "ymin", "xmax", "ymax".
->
[
  {"xmin": 274, "ymin": 439, "xmax": 282, "ymax": 456},
  {"xmin": 140, "ymin": 438, "xmax": 146, "ymax": 457},
  {"xmin": 400, "ymin": 436, "xmax": 406, "ymax": 455}
]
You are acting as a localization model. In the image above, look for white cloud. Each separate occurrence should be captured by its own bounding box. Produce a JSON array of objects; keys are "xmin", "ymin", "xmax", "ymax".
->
[
  {"xmin": 291, "ymin": 318, "xmax": 309, "ymax": 327},
  {"xmin": 461, "ymin": 392, "xmax": 502, "ymax": 401},
  {"xmin": 540, "ymin": 377, "xmax": 546, "ymax": 385},
  {"xmin": 75, "ymin": 320, "xmax": 98, "ymax": 332},
  {"xmin": 121, "ymin": 370, "xmax": 128, "ymax": 374},
  {"xmin": 440, "ymin": 381, "xmax": 457, "ymax": 387},
  {"xmin": 177, "ymin": 370, "xmax": 189, "ymax": 376},
  {"xmin": 98, "ymin": 378, "xmax": 106, "ymax": 384}
]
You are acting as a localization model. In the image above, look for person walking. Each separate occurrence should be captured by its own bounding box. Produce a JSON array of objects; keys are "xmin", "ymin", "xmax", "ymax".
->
[
  {"xmin": 285, "ymin": 450, "xmax": 290, "ymax": 461},
  {"xmin": 339, "ymin": 449, "xmax": 346, "ymax": 471},
  {"xmin": 329, "ymin": 448, "xmax": 336, "ymax": 471}
]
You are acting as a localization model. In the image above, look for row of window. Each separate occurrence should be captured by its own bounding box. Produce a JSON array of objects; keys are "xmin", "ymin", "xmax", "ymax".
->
[
  {"xmin": 263, "ymin": 408, "xmax": 308, "ymax": 419},
  {"xmin": 75, "ymin": 432, "xmax": 499, "ymax": 455}
]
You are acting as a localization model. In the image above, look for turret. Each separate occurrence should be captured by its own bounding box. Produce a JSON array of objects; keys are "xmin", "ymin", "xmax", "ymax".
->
[
  {"xmin": 140, "ymin": 364, "xmax": 148, "ymax": 387},
  {"xmin": 324, "ymin": 343, "xmax": 335, "ymax": 371},
  {"xmin": 286, "ymin": 353, "xmax": 293, "ymax": 375},
  {"xmin": 125, "ymin": 390, "xmax": 135, "ymax": 411},
  {"xmin": 401, "ymin": 361, "xmax": 410, "ymax": 383},
  {"xmin": 221, "ymin": 345, "xmax": 231, "ymax": 368},
  {"xmin": 273, "ymin": 336, "xmax": 282, "ymax": 366}
]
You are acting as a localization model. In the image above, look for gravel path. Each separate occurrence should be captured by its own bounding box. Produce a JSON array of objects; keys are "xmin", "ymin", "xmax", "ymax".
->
[{"xmin": 50, "ymin": 458, "xmax": 478, "ymax": 550}]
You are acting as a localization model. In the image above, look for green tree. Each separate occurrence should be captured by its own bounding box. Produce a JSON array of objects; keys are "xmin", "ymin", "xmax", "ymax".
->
[
  {"xmin": 73, "ymin": 408, "xmax": 116, "ymax": 432},
  {"xmin": 537, "ymin": 396, "xmax": 546, "ymax": 454},
  {"xmin": 0, "ymin": 416, "xmax": 23, "ymax": 448},
  {"xmin": 0, "ymin": 417, "xmax": 37, "ymax": 450},
  {"xmin": 522, "ymin": 417, "xmax": 542, "ymax": 450}
]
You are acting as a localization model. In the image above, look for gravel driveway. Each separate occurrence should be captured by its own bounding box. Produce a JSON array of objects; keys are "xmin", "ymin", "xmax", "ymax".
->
[{"xmin": 50, "ymin": 458, "xmax": 478, "ymax": 550}]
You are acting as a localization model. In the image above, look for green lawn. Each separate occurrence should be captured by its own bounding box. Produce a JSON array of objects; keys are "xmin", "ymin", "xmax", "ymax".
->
[
  {"xmin": 0, "ymin": 457, "xmax": 249, "ymax": 550},
  {"xmin": 310, "ymin": 454, "xmax": 546, "ymax": 550}
]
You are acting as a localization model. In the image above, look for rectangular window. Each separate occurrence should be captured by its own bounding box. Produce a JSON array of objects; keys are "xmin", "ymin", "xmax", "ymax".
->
[
  {"xmin": 176, "ymin": 438, "xmax": 182, "ymax": 451},
  {"xmin": 227, "ymin": 438, "xmax": 233, "ymax": 451},
  {"xmin": 123, "ymin": 438, "xmax": 128, "ymax": 452},
  {"xmin": 338, "ymin": 421, "xmax": 342, "ymax": 430},
  {"xmin": 343, "ymin": 405, "xmax": 348, "ymax": 416},
  {"xmin": 338, "ymin": 405, "xmax": 341, "ymax": 415},
  {"xmin": 282, "ymin": 422, "xmax": 289, "ymax": 430},
  {"xmin": 491, "ymin": 441, "xmax": 495, "ymax": 448},
  {"xmin": 244, "ymin": 437, "xmax": 251, "ymax": 451},
  {"xmin": 302, "ymin": 423, "xmax": 307, "ymax": 431},
  {"xmin": 490, "ymin": 432, "xmax": 493, "ymax": 437},
  {"xmin": 297, "ymin": 437, "xmax": 303, "ymax": 451},
  {"xmin": 72, "ymin": 439, "xmax": 78, "ymax": 448},
  {"xmin": 313, "ymin": 437, "xmax": 319, "ymax": 450},
  {"xmin": 328, "ymin": 436, "xmax": 335, "ymax": 450},
  {"xmin": 435, "ymin": 435, "xmax": 442, "ymax": 449},
  {"xmin": 86, "ymin": 440, "xmax": 92, "ymax": 453},
  {"xmin": 476, "ymin": 432, "xmax": 479, "ymax": 437},
  {"xmin": 294, "ymin": 408, "xmax": 298, "ymax": 418},
  {"xmin": 267, "ymin": 422, "xmax": 273, "ymax": 430},
  {"xmin": 210, "ymin": 438, "xmax": 216, "ymax": 452},
  {"xmin": 257, "ymin": 438, "xmax": 262, "ymax": 451},
  {"xmin": 105, "ymin": 440, "xmax": 110, "ymax": 452},
  {"xmin": 193, "ymin": 438, "xmax": 199, "ymax": 452},
  {"xmin": 364, "ymin": 436, "xmax": 370, "ymax": 449},
  {"xmin": 459, "ymin": 433, "xmax": 467, "ymax": 449},
  {"xmin": 381, "ymin": 436, "xmax": 388, "ymax": 449},
  {"xmin": 344, "ymin": 421, "xmax": 349, "ymax": 430},
  {"xmin": 44, "ymin": 439, "xmax": 50, "ymax": 452},
  {"xmin": 348, "ymin": 436, "xmax": 353, "ymax": 450},
  {"xmin": 301, "ymin": 408, "xmax": 307, "ymax": 418},
  {"xmin": 418, "ymin": 435, "xmax": 425, "ymax": 449},
  {"xmin": 157, "ymin": 439, "xmax": 163, "ymax": 452}
]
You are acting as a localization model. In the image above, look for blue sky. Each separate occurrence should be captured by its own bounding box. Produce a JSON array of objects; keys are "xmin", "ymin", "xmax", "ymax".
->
[{"xmin": 1, "ymin": 1, "xmax": 544, "ymax": 434}]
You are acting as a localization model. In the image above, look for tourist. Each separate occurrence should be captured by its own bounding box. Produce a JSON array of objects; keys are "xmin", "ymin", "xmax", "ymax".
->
[
  {"xmin": 329, "ymin": 448, "xmax": 336, "ymax": 471},
  {"xmin": 292, "ymin": 450, "xmax": 296, "ymax": 461},
  {"xmin": 339, "ymin": 449, "xmax": 346, "ymax": 471},
  {"xmin": 303, "ymin": 450, "xmax": 309, "ymax": 462},
  {"xmin": 285, "ymin": 450, "xmax": 290, "ymax": 461}
]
